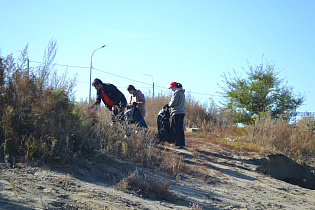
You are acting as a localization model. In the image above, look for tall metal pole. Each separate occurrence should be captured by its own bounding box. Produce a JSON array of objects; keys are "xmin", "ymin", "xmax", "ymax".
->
[
  {"xmin": 142, "ymin": 74, "xmax": 154, "ymax": 99},
  {"xmin": 153, "ymin": 82, "xmax": 154, "ymax": 99},
  {"xmin": 89, "ymin": 45, "xmax": 106, "ymax": 104}
]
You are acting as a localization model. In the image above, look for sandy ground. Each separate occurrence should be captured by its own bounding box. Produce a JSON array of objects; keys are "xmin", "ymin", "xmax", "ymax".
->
[{"xmin": 1, "ymin": 139, "xmax": 315, "ymax": 210}]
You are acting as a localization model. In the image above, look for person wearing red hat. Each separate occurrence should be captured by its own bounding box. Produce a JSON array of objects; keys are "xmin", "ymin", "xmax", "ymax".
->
[{"xmin": 168, "ymin": 82, "xmax": 186, "ymax": 149}]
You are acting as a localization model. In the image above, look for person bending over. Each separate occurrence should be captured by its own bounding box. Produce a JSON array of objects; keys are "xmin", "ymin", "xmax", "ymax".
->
[
  {"xmin": 91, "ymin": 78, "xmax": 127, "ymax": 123},
  {"xmin": 125, "ymin": 85, "xmax": 147, "ymax": 128}
]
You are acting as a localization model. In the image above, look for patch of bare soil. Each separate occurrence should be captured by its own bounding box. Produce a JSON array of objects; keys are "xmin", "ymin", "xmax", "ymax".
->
[{"xmin": 1, "ymin": 141, "xmax": 315, "ymax": 210}]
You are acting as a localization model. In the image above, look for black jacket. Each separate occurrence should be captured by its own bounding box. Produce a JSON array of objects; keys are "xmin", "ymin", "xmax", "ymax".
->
[{"xmin": 93, "ymin": 83, "xmax": 127, "ymax": 110}]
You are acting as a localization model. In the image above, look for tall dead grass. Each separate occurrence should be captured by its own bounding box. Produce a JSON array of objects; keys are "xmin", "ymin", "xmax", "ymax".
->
[
  {"xmin": 0, "ymin": 41, "xmax": 96, "ymax": 163},
  {"xmin": 144, "ymin": 91, "xmax": 234, "ymax": 134},
  {"xmin": 91, "ymin": 105, "xmax": 156, "ymax": 166},
  {"xmin": 83, "ymin": 104, "xmax": 186, "ymax": 175},
  {"xmin": 3, "ymin": 40, "xmax": 314, "ymax": 184},
  {"xmin": 115, "ymin": 170, "xmax": 174, "ymax": 200},
  {"xmin": 245, "ymin": 113, "xmax": 315, "ymax": 160},
  {"xmin": 144, "ymin": 93, "xmax": 170, "ymax": 129}
]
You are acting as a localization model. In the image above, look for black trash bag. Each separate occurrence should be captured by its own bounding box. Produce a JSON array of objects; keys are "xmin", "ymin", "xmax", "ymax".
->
[
  {"xmin": 157, "ymin": 105, "xmax": 172, "ymax": 143},
  {"xmin": 127, "ymin": 102, "xmax": 138, "ymax": 123},
  {"xmin": 124, "ymin": 102, "xmax": 147, "ymax": 128}
]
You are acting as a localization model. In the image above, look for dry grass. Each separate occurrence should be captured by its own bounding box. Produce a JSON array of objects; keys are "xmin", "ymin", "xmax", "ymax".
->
[
  {"xmin": 86, "ymin": 106, "xmax": 157, "ymax": 167},
  {"xmin": 0, "ymin": 41, "xmax": 96, "ymax": 163},
  {"xmin": 144, "ymin": 92, "xmax": 234, "ymax": 133},
  {"xmin": 245, "ymin": 114, "xmax": 315, "ymax": 161},
  {"xmin": 188, "ymin": 112, "xmax": 315, "ymax": 165},
  {"xmin": 158, "ymin": 149, "xmax": 190, "ymax": 176},
  {"xmin": 84, "ymin": 104, "xmax": 190, "ymax": 175},
  {"xmin": 5, "ymin": 178, "xmax": 19, "ymax": 195},
  {"xmin": 2, "ymin": 41, "xmax": 315, "ymax": 192},
  {"xmin": 145, "ymin": 89, "xmax": 315, "ymax": 166},
  {"xmin": 145, "ymin": 94, "xmax": 170, "ymax": 127},
  {"xmin": 190, "ymin": 202, "xmax": 203, "ymax": 210},
  {"xmin": 115, "ymin": 170, "xmax": 174, "ymax": 200},
  {"xmin": 185, "ymin": 128, "xmax": 265, "ymax": 155},
  {"xmin": 49, "ymin": 174, "xmax": 71, "ymax": 184}
]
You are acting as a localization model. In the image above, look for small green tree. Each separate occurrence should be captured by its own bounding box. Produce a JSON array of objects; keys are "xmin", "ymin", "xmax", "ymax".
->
[{"xmin": 220, "ymin": 59, "xmax": 304, "ymax": 124}]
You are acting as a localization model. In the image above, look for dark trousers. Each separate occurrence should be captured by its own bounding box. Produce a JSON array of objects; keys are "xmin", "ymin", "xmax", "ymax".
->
[{"xmin": 171, "ymin": 114, "xmax": 185, "ymax": 147}]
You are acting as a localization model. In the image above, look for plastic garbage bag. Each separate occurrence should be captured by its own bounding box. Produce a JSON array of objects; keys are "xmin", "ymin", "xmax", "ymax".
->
[
  {"xmin": 157, "ymin": 105, "xmax": 172, "ymax": 143},
  {"xmin": 124, "ymin": 102, "xmax": 147, "ymax": 128}
]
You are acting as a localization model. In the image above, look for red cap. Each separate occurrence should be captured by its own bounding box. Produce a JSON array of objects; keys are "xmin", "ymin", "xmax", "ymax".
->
[{"xmin": 168, "ymin": 82, "xmax": 178, "ymax": 89}]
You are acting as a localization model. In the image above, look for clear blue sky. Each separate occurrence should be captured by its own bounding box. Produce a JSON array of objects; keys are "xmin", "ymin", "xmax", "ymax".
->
[{"xmin": 1, "ymin": 0, "xmax": 314, "ymax": 113}]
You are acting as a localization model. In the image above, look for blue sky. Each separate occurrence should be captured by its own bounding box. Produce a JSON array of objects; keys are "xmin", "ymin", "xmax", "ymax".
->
[{"xmin": 1, "ymin": 0, "xmax": 314, "ymax": 113}]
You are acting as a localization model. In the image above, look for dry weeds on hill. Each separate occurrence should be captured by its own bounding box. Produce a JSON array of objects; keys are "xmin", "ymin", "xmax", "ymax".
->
[
  {"xmin": 1, "ymin": 41, "xmax": 315, "ymax": 209},
  {"xmin": 1, "ymin": 132, "xmax": 315, "ymax": 209}
]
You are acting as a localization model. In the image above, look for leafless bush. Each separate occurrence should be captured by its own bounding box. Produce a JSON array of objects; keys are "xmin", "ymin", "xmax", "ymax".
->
[
  {"xmin": 115, "ymin": 170, "xmax": 174, "ymax": 200},
  {"xmin": 158, "ymin": 149, "xmax": 189, "ymax": 175},
  {"xmin": 245, "ymin": 113, "xmax": 315, "ymax": 159},
  {"xmin": 144, "ymin": 94, "xmax": 170, "ymax": 129},
  {"xmin": 85, "ymin": 104, "xmax": 157, "ymax": 167},
  {"xmin": 144, "ymin": 92, "xmax": 233, "ymax": 134},
  {"xmin": 0, "ymin": 40, "xmax": 92, "ymax": 163}
]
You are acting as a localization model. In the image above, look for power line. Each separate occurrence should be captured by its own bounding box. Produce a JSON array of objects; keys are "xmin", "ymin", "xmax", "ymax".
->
[
  {"xmin": 77, "ymin": 80, "xmax": 89, "ymax": 84},
  {"xmin": 94, "ymin": 68, "xmax": 169, "ymax": 90},
  {"xmin": 189, "ymin": 91, "xmax": 223, "ymax": 97},
  {"xmin": 93, "ymin": 68, "xmax": 152, "ymax": 86},
  {"xmin": 30, "ymin": 60, "xmax": 89, "ymax": 69},
  {"xmin": 29, "ymin": 60, "xmax": 222, "ymax": 98}
]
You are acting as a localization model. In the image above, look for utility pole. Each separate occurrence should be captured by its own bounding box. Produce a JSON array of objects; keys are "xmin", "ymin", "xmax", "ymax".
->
[
  {"xmin": 153, "ymin": 82, "xmax": 154, "ymax": 99},
  {"xmin": 143, "ymin": 74, "xmax": 154, "ymax": 99},
  {"xmin": 89, "ymin": 45, "xmax": 106, "ymax": 104}
]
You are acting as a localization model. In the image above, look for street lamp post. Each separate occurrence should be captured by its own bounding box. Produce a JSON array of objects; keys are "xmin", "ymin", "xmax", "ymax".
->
[
  {"xmin": 89, "ymin": 45, "xmax": 106, "ymax": 104},
  {"xmin": 143, "ymin": 74, "xmax": 154, "ymax": 99}
]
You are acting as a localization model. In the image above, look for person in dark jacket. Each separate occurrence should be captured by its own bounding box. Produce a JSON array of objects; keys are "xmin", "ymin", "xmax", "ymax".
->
[
  {"xmin": 168, "ymin": 81, "xmax": 186, "ymax": 149},
  {"xmin": 91, "ymin": 78, "xmax": 127, "ymax": 122}
]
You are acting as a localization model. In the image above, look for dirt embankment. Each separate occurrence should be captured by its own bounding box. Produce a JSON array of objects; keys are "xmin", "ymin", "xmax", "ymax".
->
[{"xmin": 1, "ymin": 142, "xmax": 315, "ymax": 210}]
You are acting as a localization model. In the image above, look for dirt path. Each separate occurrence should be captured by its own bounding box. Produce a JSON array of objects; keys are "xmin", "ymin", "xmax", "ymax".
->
[
  {"xmin": 1, "ymin": 141, "xmax": 315, "ymax": 209},
  {"xmin": 170, "ymin": 143, "xmax": 315, "ymax": 209}
]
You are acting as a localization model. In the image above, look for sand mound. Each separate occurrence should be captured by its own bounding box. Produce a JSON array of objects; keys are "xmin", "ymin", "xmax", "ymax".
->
[{"xmin": 257, "ymin": 154, "xmax": 315, "ymax": 190}]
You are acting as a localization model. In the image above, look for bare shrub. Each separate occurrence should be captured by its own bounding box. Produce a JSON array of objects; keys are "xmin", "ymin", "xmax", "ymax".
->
[
  {"xmin": 297, "ymin": 116, "xmax": 315, "ymax": 134},
  {"xmin": 158, "ymin": 150, "xmax": 188, "ymax": 176},
  {"xmin": 0, "ymin": 41, "xmax": 95, "ymax": 163},
  {"xmin": 87, "ymin": 105, "xmax": 157, "ymax": 167},
  {"xmin": 115, "ymin": 170, "xmax": 173, "ymax": 200},
  {"xmin": 190, "ymin": 202, "xmax": 203, "ymax": 210},
  {"xmin": 185, "ymin": 95, "xmax": 208, "ymax": 127},
  {"xmin": 144, "ymin": 94, "xmax": 170, "ymax": 129},
  {"xmin": 33, "ymin": 39, "xmax": 76, "ymax": 95},
  {"xmin": 144, "ymin": 91, "xmax": 234, "ymax": 136},
  {"xmin": 245, "ymin": 113, "xmax": 315, "ymax": 159}
]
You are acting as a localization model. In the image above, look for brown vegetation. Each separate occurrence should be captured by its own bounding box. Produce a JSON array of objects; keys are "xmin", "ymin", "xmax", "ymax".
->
[
  {"xmin": 1, "ymin": 41, "xmax": 315, "ymax": 201},
  {"xmin": 245, "ymin": 114, "xmax": 315, "ymax": 162},
  {"xmin": 115, "ymin": 170, "xmax": 173, "ymax": 201}
]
